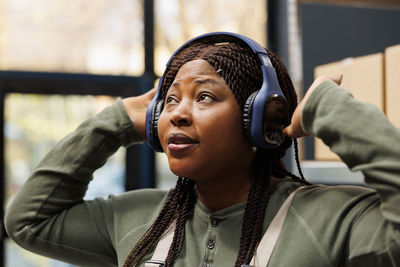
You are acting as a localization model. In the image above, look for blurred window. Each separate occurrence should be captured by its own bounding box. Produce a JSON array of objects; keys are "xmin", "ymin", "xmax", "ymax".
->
[
  {"xmin": 4, "ymin": 94, "xmax": 126, "ymax": 204},
  {"xmin": 0, "ymin": 0, "xmax": 144, "ymax": 75},
  {"xmin": 4, "ymin": 94, "xmax": 125, "ymax": 267},
  {"xmin": 1, "ymin": 1, "xmax": 147, "ymax": 266}
]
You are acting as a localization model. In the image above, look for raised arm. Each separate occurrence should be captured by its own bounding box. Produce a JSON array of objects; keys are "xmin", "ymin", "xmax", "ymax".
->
[
  {"xmin": 5, "ymin": 89, "xmax": 155, "ymax": 266},
  {"xmin": 285, "ymin": 77, "xmax": 400, "ymax": 265}
]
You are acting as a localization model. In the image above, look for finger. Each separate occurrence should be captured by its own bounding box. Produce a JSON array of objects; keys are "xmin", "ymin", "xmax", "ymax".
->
[
  {"xmin": 142, "ymin": 88, "xmax": 157, "ymax": 103},
  {"xmin": 147, "ymin": 88, "xmax": 157, "ymax": 98},
  {"xmin": 282, "ymin": 125, "xmax": 293, "ymax": 138},
  {"xmin": 332, "ymin": 74, "xmax": 343, "ymax": 85}
]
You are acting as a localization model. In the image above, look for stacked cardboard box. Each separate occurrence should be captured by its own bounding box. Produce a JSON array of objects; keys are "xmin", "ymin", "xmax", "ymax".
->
[
  {"xmin": 313, "ymin": 45, "xmax": 399, "ymax": 160},
  {"xmin": 385, "ymin": 45, "xmax": 400, "ymax": 128}
]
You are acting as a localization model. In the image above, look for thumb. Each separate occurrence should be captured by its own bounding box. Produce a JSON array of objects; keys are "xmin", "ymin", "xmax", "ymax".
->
[{"xmin": 145, "ymin": 88, "xmax": 157, "ymax": 100}]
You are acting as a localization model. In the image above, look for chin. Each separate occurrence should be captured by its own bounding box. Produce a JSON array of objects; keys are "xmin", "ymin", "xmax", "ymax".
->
[
  {"xmin": 168, "ymin": 160, "xmax": 199, "ymax": 179},
  {"xmin": 169, "ymin": 165, "xmax": 194, "ymax": 178}
]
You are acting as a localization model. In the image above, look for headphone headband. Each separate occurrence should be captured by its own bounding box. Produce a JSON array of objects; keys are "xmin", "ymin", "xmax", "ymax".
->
[{"xmin": 165, "ymin": 32, "xmax": 269, "ymax": 66}]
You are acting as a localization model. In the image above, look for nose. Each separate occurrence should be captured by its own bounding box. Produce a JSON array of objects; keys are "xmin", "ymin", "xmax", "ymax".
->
[{"xmin": 170, "ymin": 100, "xmax": 192, "ymax": 127}]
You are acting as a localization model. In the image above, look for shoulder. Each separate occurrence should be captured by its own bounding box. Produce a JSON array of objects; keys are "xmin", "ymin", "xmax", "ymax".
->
[
  {"xmin": 91, "ymin": 188, "xmax": 171, "ymax": 223},
  {"xmin": 108, "ymin": 188, "xmax": 171, "ymax": 212},
  {"xmin": 290, "ymin": 184, "xmax": 380, "ymax": 225},
  {"xmin": 104, "ymin": 189, "xmax": 172, "ymax": 239},
  {"xmin": 294, "ymin": 184, "xmax": 378, "ymax": 209},
  {"xmin": 297, "ymin": 184, "xmax": 376, "ymax": 200},
  {"xmin": 271, "ymin": 184, "xmax": 384, "ymax": 266}
]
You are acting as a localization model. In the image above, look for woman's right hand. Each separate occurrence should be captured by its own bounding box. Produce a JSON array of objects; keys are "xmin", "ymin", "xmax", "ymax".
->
[
  {"xmin": 122, "ymin": 88, "xmax": 157, "ymax": 140},
  {"xmin": 283, "ymin": 74, "xmax": 343, "ymax": 138}
]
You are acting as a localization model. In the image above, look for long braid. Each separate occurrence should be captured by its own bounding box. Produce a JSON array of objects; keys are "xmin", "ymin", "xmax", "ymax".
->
[
  {"xmin": 236, "ymin": 176, "xmax": 263, "ymax": 264},
  {"xmin": 123, "ymin": 178, "xmax": 195, "ymax": 266},
  {"xmin": 293, "ymin": 138, "xmax": 306, "ymax": 180},
  {"xmin": 235, "ymin": 150, "xmax": 272, "ymax": 266},
  {"xmin": 124, "ymin": 186, "xmax": 177, "ymax": 266},
  {"xmin": 267, "ymin": 50, "xmax": 307, "ymax": 183},
  {"xmin": 164, "ymin": 179, "xmax": 196, "ymax": 266}
]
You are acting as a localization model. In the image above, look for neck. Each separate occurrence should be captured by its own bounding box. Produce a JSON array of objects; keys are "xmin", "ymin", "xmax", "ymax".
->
[
  {"xmin": 195, "ymin": 173, "xmax": 252, "ymax": 211},
  {"xmin": 194, "ymin": 173, "xmax": 282, "ymax": 211}
]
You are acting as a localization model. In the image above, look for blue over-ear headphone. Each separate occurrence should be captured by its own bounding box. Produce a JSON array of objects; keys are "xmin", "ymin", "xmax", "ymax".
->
[{"xmin": 145, "ymin": 32, "xmax": 290, "ymax": 152}]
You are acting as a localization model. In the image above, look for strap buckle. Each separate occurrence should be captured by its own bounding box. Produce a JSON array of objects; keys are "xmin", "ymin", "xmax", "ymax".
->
[{"xmin": 146, "ymin": 260, "xmax": 166, "ymax": 267}]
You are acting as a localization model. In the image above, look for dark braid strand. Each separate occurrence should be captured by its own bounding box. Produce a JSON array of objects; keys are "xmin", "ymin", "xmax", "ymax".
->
[
  {"xmin": 235, "ymin": 150, "xmax": 272, "ymax": 266},
  {"xmin": 123, "ymin": 178, "xmax": 195, "ymax": 266},
  {"xmin": 293, "ymin": 138, "xmax": 306, "ymax": 180},
  {"xmin": 164, "ymin": 178, "xmax": 196, "ymax": 266}
]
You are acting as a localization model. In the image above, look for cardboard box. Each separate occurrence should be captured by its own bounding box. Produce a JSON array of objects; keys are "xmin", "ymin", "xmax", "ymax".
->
[
  {"xmin": 385, "ymin": 44, "xmax": 400, "ymax": 128},
  {"xmin": 313, "ymin": 53, "xmax": 384, "ymax": 161}
]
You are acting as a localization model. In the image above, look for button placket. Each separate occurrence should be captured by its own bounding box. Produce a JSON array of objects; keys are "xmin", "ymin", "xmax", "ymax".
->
[
  {"xmin": 201, "ymin": 214, "xmax": 223, "ymax": 266},
  {"xmin": 207, "ymin": 239, "xmax": 215, "ymax": 249},
  {"xmin": 210, "ymin": 217, "xmax": 219, "ymax": 227},
  {"xmin": 203, "ymin": 230, "xmax": 217, "ymax": 265}
]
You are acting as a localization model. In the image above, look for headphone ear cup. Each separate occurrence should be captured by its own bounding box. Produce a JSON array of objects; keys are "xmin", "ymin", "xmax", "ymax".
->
[
  {"xmin": 263, "ymin": 95, "xmax": 290, "ymax": 146},
  {"xmin": 242, "ymin": 91, "xmax": 258, "ymax": 142},
  {"xmin": 151, "ymin": 99, "xmax": 164, "ymax": 152}
]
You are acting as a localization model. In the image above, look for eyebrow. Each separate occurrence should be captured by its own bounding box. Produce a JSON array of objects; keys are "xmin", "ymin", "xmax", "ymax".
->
[
  {"xmin": 171, "ymin": 82, "xmax": 180, "ymax": 88},
  {"xmin": 194, "ymin": 78, "xmax": 220, "ymax": 86},
  {"xmin": 170, "ymin": 78, "xmax": 220, "ymax": 88}
]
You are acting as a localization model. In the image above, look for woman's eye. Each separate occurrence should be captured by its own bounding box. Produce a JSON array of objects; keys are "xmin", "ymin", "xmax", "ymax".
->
[
  {"xmin": 198, "ymin": 94, "xmax": 214, "ymax": 103},
  {"xmin": 166, "ymin": 96, "xmax": 178, "ymax": 104}
]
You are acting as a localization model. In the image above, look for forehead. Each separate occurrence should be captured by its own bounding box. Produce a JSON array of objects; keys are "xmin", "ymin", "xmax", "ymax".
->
[{"xmin": 174, "ymin": 59, "xmax": 218, "ymax": 81}]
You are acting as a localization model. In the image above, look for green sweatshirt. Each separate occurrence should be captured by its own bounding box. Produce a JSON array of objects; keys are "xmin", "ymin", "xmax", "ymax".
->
[{"xmin": 5, "ymin": 81, "xmax": 400, "ymax": 266}]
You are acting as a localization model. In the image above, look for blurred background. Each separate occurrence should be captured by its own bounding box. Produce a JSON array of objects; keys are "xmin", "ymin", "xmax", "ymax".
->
[{"xmin": 0, "ymin": 0, "xmax": 399, "ymax": 266}]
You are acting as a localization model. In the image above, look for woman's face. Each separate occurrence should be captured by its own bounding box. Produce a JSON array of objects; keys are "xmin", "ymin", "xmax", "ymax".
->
[{"xmin": 158, "ymin": 59, "xmax": 255, "ymax": 182}]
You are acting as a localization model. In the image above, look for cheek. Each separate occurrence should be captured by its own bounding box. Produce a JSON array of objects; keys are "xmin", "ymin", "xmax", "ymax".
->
[{"xmin": 202, "ymin": 110, "xmax": 246, "ymax": 147}]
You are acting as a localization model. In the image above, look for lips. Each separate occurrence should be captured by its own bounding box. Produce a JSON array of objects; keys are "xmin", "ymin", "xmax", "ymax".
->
[
  {"xmin": 168, "ymin": 133, "xmax": 198, "ymax": 144},
  {"xmin": 167, "ymin": 133, "xmax": 199, "ymax": 153}
]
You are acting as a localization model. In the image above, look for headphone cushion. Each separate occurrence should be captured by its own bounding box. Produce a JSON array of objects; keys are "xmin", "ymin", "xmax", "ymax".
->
[
  {"xmin": 242, "ymin": 91, "xmax": 258, "ymax": 142},
  {"xmin": 151, "ymin": 99, "xmax": 164, "ymax": 151}
]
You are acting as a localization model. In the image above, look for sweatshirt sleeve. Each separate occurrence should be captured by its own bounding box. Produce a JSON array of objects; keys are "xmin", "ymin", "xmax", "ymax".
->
[
  {"xmin": 301, "ymin": 80, "xmax": 400, "ymax": 265},
  {"xmin": 5, "ymin": 99, "xmax": 142, "ymax": 267}
]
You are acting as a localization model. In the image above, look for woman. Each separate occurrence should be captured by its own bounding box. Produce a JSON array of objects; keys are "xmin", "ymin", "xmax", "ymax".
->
[{"xmin": 5, "ymin": 33, "xmax": 400, "ymax": 267}]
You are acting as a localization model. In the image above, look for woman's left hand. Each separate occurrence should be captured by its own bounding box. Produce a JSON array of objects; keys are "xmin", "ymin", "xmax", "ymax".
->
[
  {"xmin": 283, "ymin": 74, "xmax": 343, "ymax": 138},
  {"xmin": 122, "ymin": 88, "xmax": 156, "ymax": 140}
]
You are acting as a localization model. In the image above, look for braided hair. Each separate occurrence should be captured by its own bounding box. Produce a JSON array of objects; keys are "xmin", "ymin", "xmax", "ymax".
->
[{"xmin": 123, "ymin": 39, "xmax": 307, "ymax": 267}]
